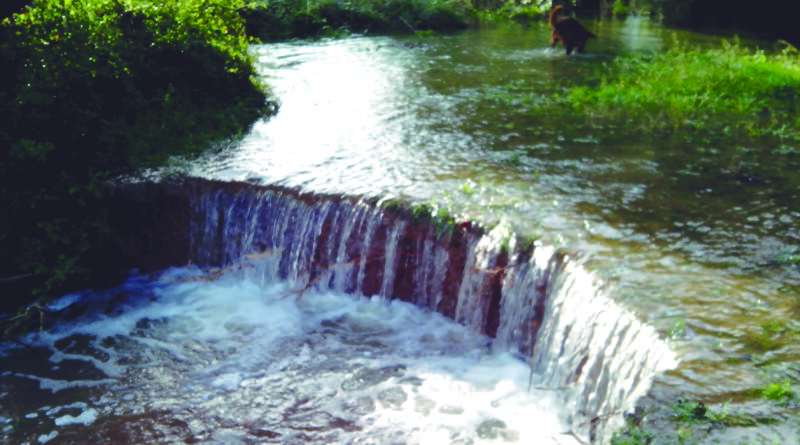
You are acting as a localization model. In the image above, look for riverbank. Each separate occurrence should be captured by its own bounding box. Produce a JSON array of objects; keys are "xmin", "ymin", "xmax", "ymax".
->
[
  {"xmin": 0, "ymin": 0, "xmax": 275, "ymax": 305},
  {"xmin": 3, "ymin": 5, "xmax": 799, "ymax": 443},
  {"xmin": 563, "ymin": 39, "xmax": 800, "ymax": 144},
  {"xmin": 240, "ymin": 0, "xmax": 473, "ymax": 41}
]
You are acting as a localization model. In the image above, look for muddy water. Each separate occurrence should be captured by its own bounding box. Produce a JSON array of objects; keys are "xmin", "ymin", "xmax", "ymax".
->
[{"xmin": 190, "ymin": 17, "xmax": 800, "ymax": 442}]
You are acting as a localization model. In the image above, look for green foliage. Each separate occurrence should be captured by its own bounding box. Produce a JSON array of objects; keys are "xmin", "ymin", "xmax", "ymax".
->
[
  {"xmin": 670, "ymin": 399, "xmax": 765, "ymax": 428},
  {"xmin": 241, "ymin": 0, "xmax": 470, "ymax": 41},
  {"xmin": 775, "ymin": 247, "xmax": 800, "ymax": 266},
  {"xmin": 0, "ymin": 0, "xmax": 274, "ymax": 303},
  {"xmin": 239, "ymin": 0, "xmax": 327, "ymax": 41},
  {"xmin": 665, "ymin": 316, "xmax": 687, "ymax": 339},
  {"xmin": 473, "ymin": 0, "xmax": 547, "ymax": 26},
  {"xmin": 671, "ymin": 400, "xmax": 729, "ymax": 424},
  {"xmin": 760, "ymin": 319, "xmax": 800, "ymax": 336},
  {"xmin": 494, "ymin": 1, "xmax": 544, "ymax": 24},
  {"xmin": 761, "ymin": 380, "xmax": 795, "ymax": 404},
  {"xmin": 406, "ymin": 202, "xmax": 458, "ymax": 238},
  {"xmin": 610, "ymin": 422, "xmax": 654, "ymax": 445},
  {"xmin": 563, "ymin": 39, "xmax": 800, "ymax": 141},
  {"xmin": 612, "ymin": 0, "xmax": 630, "ymax": 16},
  {"xmin": 411, "ymin": 203, "xmax": 434, "ymax": 222},
  {"xmin": 611, "ymin": 397, "xmax": 783, "ymax": 445}
]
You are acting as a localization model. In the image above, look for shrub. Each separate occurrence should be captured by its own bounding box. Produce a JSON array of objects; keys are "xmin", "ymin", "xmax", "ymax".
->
[
  {"xmin": 241, "ymin": 0, "xmax": 470, "ymax": 41},
  {"xmin": 0, "ymin": 0, "xmax": 274, "ymax": 305},
  {"xmin": 612, "ymin": 0, "xmax": 630, "ymax": 17}
]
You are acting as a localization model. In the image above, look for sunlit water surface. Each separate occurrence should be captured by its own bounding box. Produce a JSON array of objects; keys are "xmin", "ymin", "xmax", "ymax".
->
[
  {"xmin": 187, "ymin": 18, "xmax": 800, "ymax": 442},
  {"xmin": 2, "ymin": 17, "xmax": 797, "ymax": 444}
]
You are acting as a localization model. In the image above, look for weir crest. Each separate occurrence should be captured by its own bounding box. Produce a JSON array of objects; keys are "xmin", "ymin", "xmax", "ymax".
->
[{"xmin": 144, "ymin": 178, "xmax": 678, "ymax": 442}]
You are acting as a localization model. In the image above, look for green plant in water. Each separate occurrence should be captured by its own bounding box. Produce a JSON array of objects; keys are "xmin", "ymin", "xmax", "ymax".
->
[
  {"xmin": 612, "ymin": 398, "xmax": 776, "ymax": 445},
  {"xmin": 671, "ymin": 399, "xmax": 731, "ymax": 425},
  {"xmin": 411, "ymin": 203, "xmax": 433, "ymax": 223},
  {"xmin": 672, "ymin": 400, "xmax": 709, "ymax": 424},
  {"xmin": 760, "ymin": 319, "xmax": 800, "ymax": 337},
  {"xmin": 610, "ymin": 423, "xmax": 653, "ymax": 445},
  {"xmin": 761, "ymin": 380, "xmax": 795, "ymax": 404},
  {"xmin": 775, "ymin": 247, "xmax": 800, "ymax": 266},
  {"xmin": 665, "ymin": 316, "xmax": 687, "ymax": 339},
  {"xmin": 676, "ymin": 426, "xmax": 693, "ymax": 445},
  {"xmin": 431, "ymin": 201, "xmax": 458, "ymax": 238},
  {"xmin": 381, "ymin": 199, "xmax": 404, "ymax": 212}
]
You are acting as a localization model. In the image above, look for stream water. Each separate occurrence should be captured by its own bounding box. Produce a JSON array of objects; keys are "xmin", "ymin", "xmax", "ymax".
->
[
  {"xmin": 1, "ymin": 270, "xmax": 581, "ymax": 444},
  {"xmin": 189, "ymin": 17, "xmax": 800, "ymax": 443},
  {"xmin": 2, "ymin": 16, "xmax": 799, "ymax": 444}
]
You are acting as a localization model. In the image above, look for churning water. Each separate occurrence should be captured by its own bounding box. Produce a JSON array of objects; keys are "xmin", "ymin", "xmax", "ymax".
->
[
  {"xmin": 0, "ymin": 181, "xmax": 676, "ymax": 444},
  {"xmin": 185, "ymin": 21, "xmax": 800, "ymax": 444},
  {"xmin": 0, "ymin": 269, "xmax": 576, "ymax": 444},
  {"xmin": 4, "ymin": 16, "xmax": 799, "ymax": 445}
]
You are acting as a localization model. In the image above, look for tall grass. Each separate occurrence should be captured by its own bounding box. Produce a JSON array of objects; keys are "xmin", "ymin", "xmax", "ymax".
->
[{"xmin": 566, "ymin": 40, "xmax": 800, "ymax": 140}]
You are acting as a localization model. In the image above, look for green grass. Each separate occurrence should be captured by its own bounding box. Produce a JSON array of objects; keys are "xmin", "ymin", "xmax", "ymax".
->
[
  {"xmin": 761, "ymin": 380, "xmax": 795, "ymax": 404},
  {"xmin": 565, "ymin": 39, "xmax": 800, "ymax": 141}
]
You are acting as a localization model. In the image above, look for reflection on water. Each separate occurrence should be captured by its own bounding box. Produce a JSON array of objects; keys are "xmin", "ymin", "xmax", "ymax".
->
[{"xmin": 190, "ymin": 18, "xmax": 800, "ymax": 441}]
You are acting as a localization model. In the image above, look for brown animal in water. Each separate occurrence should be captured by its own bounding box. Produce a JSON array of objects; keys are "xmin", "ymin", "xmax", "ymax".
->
[{"xmin": 549, "ymin": 5, "xmax": 596, "ymax": 55}]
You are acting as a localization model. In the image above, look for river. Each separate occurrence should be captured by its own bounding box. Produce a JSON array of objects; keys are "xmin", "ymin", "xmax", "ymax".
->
[
  {"xmin": 192, "ymin": 16, "xmax": 800, "ymax": 443},
  {"xmin": 2, "ymin": 16, "xmax": 799, "ymax": 444}
]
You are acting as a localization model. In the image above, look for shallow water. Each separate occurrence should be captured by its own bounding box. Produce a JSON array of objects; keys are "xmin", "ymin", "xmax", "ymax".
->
[
  {"xmin": 187, "ymin": 18, "xmax": 800, "ymax": 442},
  {"xmin": 1, "ymin": 268, "xmax": 583, "ymax": 444}
]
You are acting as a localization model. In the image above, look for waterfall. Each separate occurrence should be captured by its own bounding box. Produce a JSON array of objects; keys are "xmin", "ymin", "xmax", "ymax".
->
[{"xmin": 119, "ymin": 178, "xmax": 674, "ymax": 443}]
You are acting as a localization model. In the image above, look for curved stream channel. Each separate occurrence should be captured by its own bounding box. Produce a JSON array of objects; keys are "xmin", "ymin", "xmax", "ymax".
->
[{"xmin": 2, "ymin": 18, "xmax": 799, "ymax": 444}]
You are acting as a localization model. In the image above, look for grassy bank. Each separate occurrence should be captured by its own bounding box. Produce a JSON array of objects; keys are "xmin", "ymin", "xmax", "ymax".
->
[
  {"xmin": 564, "ymin": 40, "xmax": 800, "ymax": 143},
  {"xmin": 0, "ymin": 0, "xmax": 274, "ymax": 307}
]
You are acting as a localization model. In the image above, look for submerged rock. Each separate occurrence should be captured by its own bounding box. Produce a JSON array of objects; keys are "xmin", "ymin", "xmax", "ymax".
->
[
  {"xmin": 340, "ymin": 365, "xmax": 406, "ymax": 391},
  {"xmin": 377, "ymin": 386, "xmax": 407, "ymax": 410}
]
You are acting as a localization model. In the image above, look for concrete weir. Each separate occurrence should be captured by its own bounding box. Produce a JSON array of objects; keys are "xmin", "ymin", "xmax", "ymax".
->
[{"xmin": 106, "ymin": 177, "xmax": 675, "ymax": 443}]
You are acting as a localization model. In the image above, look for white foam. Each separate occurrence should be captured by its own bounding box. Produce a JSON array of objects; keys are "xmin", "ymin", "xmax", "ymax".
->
[
  {"xmin": 211, "ymin": 372, "xmax": 244, "ymax": 390},
  {"xmin": 37, "ymin": 430, "xmax": 58, "ymax": 443},
  {"xmin": 54, "ymin": 408, "xmax": 97, "ymax": 426},
  {"xmin": 45, "ymin": 402, "xmax": 87, "ymax": 416},
  {"xmin": 6, "ymin": 267, "xmax": 581, "ymax": 443},
  {"xmin": 46, "ymin": 293, "xmax": 82, "ymax": 311},
  {"xmin": 15, "ymin": 373, "xmax": 116, "ymax": 393}
]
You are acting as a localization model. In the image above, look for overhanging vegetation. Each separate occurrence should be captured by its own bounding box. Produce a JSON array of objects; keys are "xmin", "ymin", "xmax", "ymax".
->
[{"xmin": 0, "ymin": 0, "xmax": 275, "ymax": 305}]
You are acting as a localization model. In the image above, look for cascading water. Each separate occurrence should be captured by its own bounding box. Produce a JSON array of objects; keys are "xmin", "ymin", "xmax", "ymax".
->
[
  {"xmin": 0, "ymin": 178, "xmax": 675, "ymax": 444},
  {"xmin": 186, "ymin": 179, "xmax": 676, "ymax": 441}
]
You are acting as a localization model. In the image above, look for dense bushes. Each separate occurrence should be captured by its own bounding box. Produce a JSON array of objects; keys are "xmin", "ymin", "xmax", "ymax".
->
[
  {"xmin": 241, "ymin": 0, "xmax": 471, "ymax": 41},
  {"xmin": 0, "ymin": 0, "xmax": 274, "ymax": 308}
]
